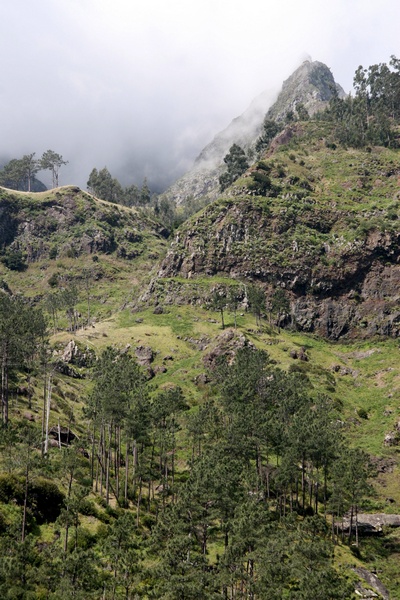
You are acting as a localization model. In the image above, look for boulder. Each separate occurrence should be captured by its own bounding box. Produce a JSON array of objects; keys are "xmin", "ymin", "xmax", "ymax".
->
[
  {"xmin": 353, "ymin": 567, "xmax": 390, "ymax": 600},
  {"xmin": 61, "ymin": 340, "xmax": 95, "ymax": 367},
  {"xmin": 203, "ymin": 330, "xmax": 254, "ymax": 370},
  {"xmin": 135, "ymin": 345, "xmax": 154, "ymax": 366},
  {"xmin": 338, "ymin": 513, "xmax": 400, "ymax": 535}
]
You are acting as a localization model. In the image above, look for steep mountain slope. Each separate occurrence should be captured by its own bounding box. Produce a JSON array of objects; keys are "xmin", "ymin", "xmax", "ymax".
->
[
  {"xmin": 0, "ymin": 185, "xmax": 169, "ymax": 318},
  {"xmin": 0, "ymin": 185, "xmax": 167, "ymax": 265},
  {"xmin": 2, "ymin": 59, "xmax": 400, "ymax": 599},
  {"xmin": 1, "ymin": 156, "xmax": 400, "ymax": 597},
  {"xmin": 160, "ymin": 60, "xmax": 345, "ymax": 207},
  {"xmin": 157, "ymin": 120, "xmax": 400, "ymax": 339}
]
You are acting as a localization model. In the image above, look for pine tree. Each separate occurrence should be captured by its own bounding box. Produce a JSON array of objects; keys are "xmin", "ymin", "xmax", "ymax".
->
[
  {"xmin": 40, "ymin": 150, "xmax": 68, "ymax": 188},
  {"xmin": 219, "ymin": 144, "xmax": 249, "ymax": 191}
]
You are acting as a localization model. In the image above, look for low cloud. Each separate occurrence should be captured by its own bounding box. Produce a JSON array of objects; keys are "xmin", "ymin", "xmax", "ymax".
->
[{"xmin": 1, "ymin": 0, "xmax": 399, "ymax": 192}]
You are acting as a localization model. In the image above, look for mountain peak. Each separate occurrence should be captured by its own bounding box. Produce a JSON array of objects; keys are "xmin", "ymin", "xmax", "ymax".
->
[
  {"xmin": 266, "ymin": 60, "xmax": 346, "ymax": 122},
  {"xmin": 160, "ymin": 60, "xmax": 344, "ymax": 206}
]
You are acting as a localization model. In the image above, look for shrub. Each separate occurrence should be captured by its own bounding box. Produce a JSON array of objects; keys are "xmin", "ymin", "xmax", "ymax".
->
[
  {"xmin": 48, "ymin": 272, "xmax": 59, "ymax": 287},
  {"xmin": 0, "ymin": 474, "xmax": 24, "ymax": 503},
  {"xmin": 357, "ymin": 407, "xmax": 369, "ymax": 420},
  {"xmin": 79, "ymin": 499, "xmax": 99, "ymax": 518},
  {"xmin": 276, "ymin": 166, "xmax": 286, "ymax": 178},
  {"xmin": 0, "ymin": 510, "xmax": 7, "ymax": 533},
  {"xmin": 49, "ymin": 245, "xmax": 58, "ymax": 259},
  {"xmin": 0, "ymin": 474, "xmax": 64, "ymax": 523},
  {"xmin": 65, "ymin": 247, "xmax": 77, "ymax": 258},
  {"xmin": 28, "ymin": 477, "xmax": 65, "ymax": 523},
  {"xmin": 68, "ymin": 527, "xmax": 97, "ymax": 551},
  {"xmin": 1, "ymin": 250, "xmax": 27, "ymax": 271}
]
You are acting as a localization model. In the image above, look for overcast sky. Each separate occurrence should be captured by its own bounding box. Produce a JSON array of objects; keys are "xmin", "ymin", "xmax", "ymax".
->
[{"xmin": 1, "ymin": 0, "xmax": 399, "ymax": 191}]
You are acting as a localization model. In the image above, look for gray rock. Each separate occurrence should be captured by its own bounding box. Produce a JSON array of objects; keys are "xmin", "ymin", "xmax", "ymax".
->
[
  {"xmin": 353, "ymin": 567, "xmax": 390, "ymax": 600},
  {"xmin": 53, "ymin": 360, "xmax": 84, "ymax": 379},
  {"xmin": 135, "ymin": 345, "xmax": 154, "ymax": 366},
  {"xmin": 23, "ymin": 411, "xmax": 35, "ymax": 422},
  {"xmin": 384, "ymin": 431, "xmax": 400, "ymax": 446},
  {"xmin": 339, "ymin": 513, "xmax": 400, "ymax": 534},
  {"xmin": 195, "ymin": 373, "xmax": 209, "ymax": 385},
  {"xmin": 61, "ymin": 340, "xmax": 95, "ymax": 367},
  {"xmin": 159, "ymin": 60, "xmax": 344, "ymax": 208}
]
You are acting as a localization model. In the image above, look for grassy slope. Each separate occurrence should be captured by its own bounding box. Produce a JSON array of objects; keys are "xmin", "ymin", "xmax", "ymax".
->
[
  {"xmin": 6, "ymin": 294, "xmax": 400, "ymax": 595},
  {"xmin": 2, "ymin": 133, "xmax": 400, "ymax": 595}
]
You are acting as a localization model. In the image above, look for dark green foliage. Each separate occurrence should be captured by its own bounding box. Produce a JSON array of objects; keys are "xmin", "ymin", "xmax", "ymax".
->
[
  {"xmin": 248, "ymin": 167, "xmax": 280, "ymax": 196},
  {"xmin": 255, "ymin": 517, "xmax": 353, "ymax": 599},
  {"xmin": 0, "ymin": 294, "xmax": 47, "ymax": 425},
  {"xmin": 48, "ymin": 245, "xmax": 58, "ymax": 259},
  {"xmin": 0, "ymin": 150, "xmax": 67, "ymax": 191},
  {"xmin": 219, "ymin": 143, "xmax": 249, "ymax": 191},
  {"xmin": 0, "ymin": 511, "xmax": 6, "ymax": 534},
  {"xmin": 0, "ymin": 337, "xmax": 377, "ymax": 597},
  {"xmin": 357, "ymin": 407, "xmax": 369, "ymax": 420},
  {"xmin": 286, "ymin": 109, "xmax": 295, "ymax": 123},
  {"xmin": 271, "ymin": 286, "xmax": 291, "ymax": 330},
  {"xmin": 87, "ymin": 167, "xmax": 124, "ymax": 203},
  {"xmin": 322, "ymin": 55, "xmax": 400, "ymax": 148},
  {"xmin": 247, "ymin": 284, "xmax": 266, "ymax": 328},
  {"xmin": 1, "ymin": 249, "xmax": 27, "ymax": 271},
  {"xmin": 296, "ymin": 101, "xmax": 310, "ymax": 121},
  {"xmin": 0, "ymin": 153, "xmax": 42, "ymax": 192},
  {"xmin": 140, "ymin": 177, "xmax": 151, "ymax": 205},
  {"xmin": 0, "ymin": 474, "xmax": 64, "ymax": 523},
  {"xmin": 48, "ymin": 272, "xmax": 59, "ymax": 287},
  {"xmin": 255, "ymin": 118, "xmax": 281, "ymax": 153},
  {"xmin": 153, "ymin": 196, "xmax": 177, "ymax": 229},
  {"xmin": 148, "ymin": 347, "xmax": 357, "ymax": 598},
  {"xmin": 0, "ymin": 473, "xmax": 23, "ymax": 502},
  {"xmin": 87, "ymin": 168, "xmax": 153, "ymax": 210}
]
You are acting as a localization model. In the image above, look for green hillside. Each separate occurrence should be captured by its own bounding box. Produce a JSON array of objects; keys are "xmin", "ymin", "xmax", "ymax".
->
[{"xmin": 1, "ymin": 59, "xmax": 400, "ymax": 599}]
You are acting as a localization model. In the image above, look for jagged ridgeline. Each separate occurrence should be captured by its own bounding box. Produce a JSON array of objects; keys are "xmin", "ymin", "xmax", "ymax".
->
[
  {"xmin": 156, "ymin": 57, "xmax": 400, "ymax": 340},
  {"xmin": 159, "ymin": 60, "xmax": 345, "ymax": 207}
]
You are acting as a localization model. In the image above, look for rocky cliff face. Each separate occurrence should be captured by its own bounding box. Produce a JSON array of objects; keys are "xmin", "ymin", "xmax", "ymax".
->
[
  {"xmin": 0, "ymin": 185, "xmax": 167, "ymax": 264},
  {"xmin": 159, "ymin": 60, "xmax": 345, "ymax": 207},
  {"xmin": 265, "ymin": 60, "xmax": 345, "ymax": 122},
  {"xmin": 158, "ymin": 205, "xmax": 400, "ymax": 339},
  {"xmin": 156, "ymin": 122, "xmax": 400, "ymax": 340}
]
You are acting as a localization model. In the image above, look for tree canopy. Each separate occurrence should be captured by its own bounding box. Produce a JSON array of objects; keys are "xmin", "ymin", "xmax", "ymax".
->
[
  {"xmin": 219, "ymin": 143, "xmax": 249, "ymax": 191},
  {"xmin": 0, "ymin": 150, "xmax": 68, "ymax": 191}
]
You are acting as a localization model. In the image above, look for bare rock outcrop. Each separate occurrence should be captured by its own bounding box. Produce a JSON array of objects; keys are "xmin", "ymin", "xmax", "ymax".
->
[
  {"xmin": 338, "ymin": 513, "xmax": 400, "ymax": 534},
  {"xmin": 353, "ymin": 567, "xmax": 390, "ymax": 600},
  {"xmin": 135, "ymin": 345, "xmax": 154, "ymax": 367},
  {"xmin": 203, "ymin": 329, "xmax": 255, "ymax": 370},
  {"xmin": 159, "ymin": 60, "xmax": 344, "ymax": 208},
  {"xmin": 156, "ymin": 189, "xmax": 400, "ymax": 340},
  {"xmin": 61, "ymin": 340, "xmax": 95, "ymax": 368}
]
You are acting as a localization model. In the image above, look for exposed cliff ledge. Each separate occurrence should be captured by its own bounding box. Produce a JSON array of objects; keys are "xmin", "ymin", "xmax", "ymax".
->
[
  {"xmin": 157, "ymin": 201, "xmax": 400, "ymax": 339},
  {"xmin": 156, "ymin": 124, "xmax": 400, "ymax": 340}
]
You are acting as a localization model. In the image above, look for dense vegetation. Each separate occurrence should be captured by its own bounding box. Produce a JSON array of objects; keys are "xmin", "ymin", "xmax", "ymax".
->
[
  {"xmin": 0, "ymin": 299, "xmax": 368, "ymax": 598},
  {"xmin": 320, "ymin": 56, "xmax": 400, "ymax": 149},
  {"xmin": 1, "ymin": 55, "xmax": 400, "ymax": 599}
]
